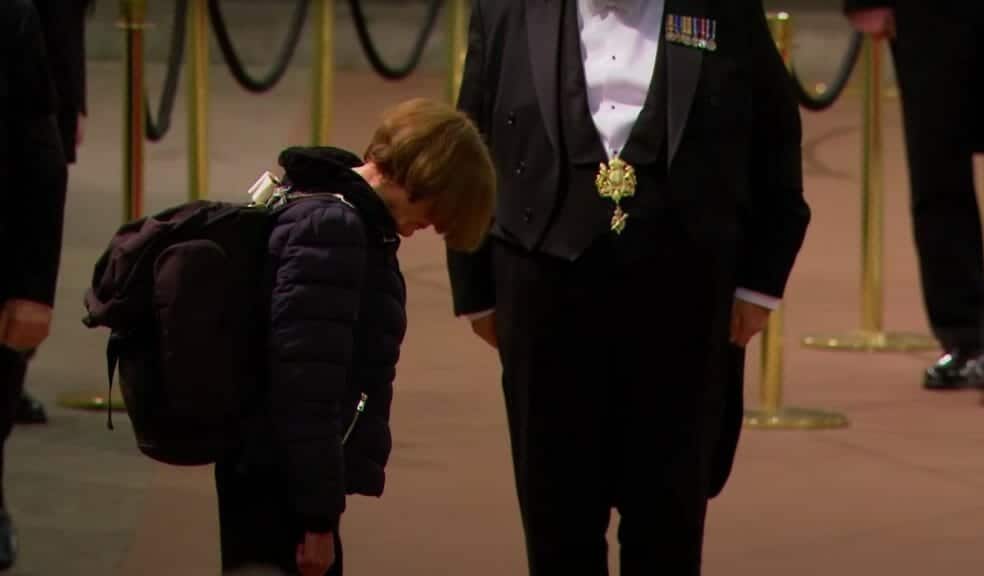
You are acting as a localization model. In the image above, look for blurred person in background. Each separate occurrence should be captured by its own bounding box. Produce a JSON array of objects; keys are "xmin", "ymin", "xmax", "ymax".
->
[
  {"xmin": 845, "ymin": 0, "xmax": 984, "ymax": 391},
  {"xmin": 13, "ymin": 0, "xmax": 92, "ymax": 424},
  {"xmin": 0, "ymin": 0, "xmax": 70, "ymax": 569}
]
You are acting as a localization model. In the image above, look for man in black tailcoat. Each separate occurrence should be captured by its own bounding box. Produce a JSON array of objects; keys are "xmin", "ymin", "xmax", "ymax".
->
[
  {"xmin": 0, "ymin": 0, "xmax": 69, "ymax": 568},
  {"xmin": 446, "ymin": 0, "xmax": 811, "ymax": 573}
]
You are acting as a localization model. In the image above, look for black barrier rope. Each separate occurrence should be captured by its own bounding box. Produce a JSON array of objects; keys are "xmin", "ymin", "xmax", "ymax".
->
[
  {"xmin": 208, "ymin": 0, "xmax": 310, "ymax": 93},
  {"xmin": 146, "ymin": 0, "xmax": 188, "ymax": 142},
  {"xmin": 348, "ymin": 0, "xmax": 443, "ymax": 81},
  {"xmin": 790, "ymin": 31, "xmax": 864, "ymax": 112}
]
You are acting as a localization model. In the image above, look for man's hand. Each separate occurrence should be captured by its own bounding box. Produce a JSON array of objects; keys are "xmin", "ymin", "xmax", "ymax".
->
[
  {"xmin": 847, "ymin": 8, "xmax": 895, "ymax": 38},
  {"xmin": 730, "ymin": 299, "xmax": 770, "ymax": 347},
  {"xmin": 470, "ymin": 312, "xmax": 498, "ymax": 349},
  {"xmin": 0, "ymin": 299, "xmax": 53, "ymax": 352},
  {"xmin": 296, "ymin": 531, "xmax": 336, "ymax": 576}
]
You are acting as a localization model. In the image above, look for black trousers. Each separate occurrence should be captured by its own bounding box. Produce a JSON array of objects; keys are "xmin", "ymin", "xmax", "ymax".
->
[
  {"xmin": 215, "ymin": 458, "xmax": 343, "ymax": 576},
  {"xmin": 0, "ymin": 347, "xmax": 27, "ymax": 510},
  {"xmin": 892, "ymin": 5, "xmax": 984, "ymax": 351},
  {"xmin": 491, "ymin": 237, "xmax": 708, "ymax": 576}
]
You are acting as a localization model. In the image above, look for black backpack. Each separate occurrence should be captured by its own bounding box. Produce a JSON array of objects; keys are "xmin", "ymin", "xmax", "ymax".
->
[{"xmin": 82, "ymin": 175, "xmax": 346, "ymax": 466}]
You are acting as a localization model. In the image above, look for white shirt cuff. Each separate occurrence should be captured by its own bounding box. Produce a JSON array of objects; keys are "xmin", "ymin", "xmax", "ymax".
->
[
  {"xmin": 465, "ymin": 308, "xmax": 495, "ymax": 321},
  {"xmin": 735, "ymin": 288, "xmax": 780, "ymax": 310}
]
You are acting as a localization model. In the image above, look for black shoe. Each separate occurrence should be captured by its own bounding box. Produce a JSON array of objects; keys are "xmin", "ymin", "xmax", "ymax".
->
[
  {"xmin": 15, "ymin": 392, "xmax": 47, "ymax": 425},
  {"xmin": 924, "ymin": 351, "xmax": 984, "ymax": 390},
  {"xmin": 0, "ymin": 511, "xmax": 17, "ymax": 571}
]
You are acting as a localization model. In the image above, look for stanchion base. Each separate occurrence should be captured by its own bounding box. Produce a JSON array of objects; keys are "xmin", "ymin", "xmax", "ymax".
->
[
  {"xmin": 744, "ymin": 407, "xmax": 850, "ymax": 430},
  {"xmin": 801, "ymin": 330, "xmax": 937, "ymax": 352},
  {"xmin": 56, "ymin": 389, "xmax": 125, "ymax": 411}
]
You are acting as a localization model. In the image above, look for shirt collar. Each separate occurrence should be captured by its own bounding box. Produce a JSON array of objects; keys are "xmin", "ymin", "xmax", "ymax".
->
[{"xmin": 582, "ymin": 0, "xmax": 644, "ymax": 18}]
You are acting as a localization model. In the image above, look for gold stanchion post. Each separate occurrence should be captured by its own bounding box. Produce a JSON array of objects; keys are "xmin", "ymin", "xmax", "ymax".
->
[
  {"xmin": 188, "ymin": 0, "xmax": 209, "ymax": 200},
  {"xmin": 744, "ymin": 307, "xmax": 849, "ymax": 429},
  {"xmin": 744, "ymin": 13, "xmax": 848, "ymax": 430},
  {"xmin": 311, "ymin": 0, "xmax": 334, "ymax": 145},
  {"xmin": 57, "ymin": 0, "xmax": 148, "ymax": 411},
  {"xmin": 801, "ymin": 34, "xmax": 936, "ymax": 352},
  {"xmin": 767, "ymin": 11, "xmax": 792, "ymax": 62},
  {"xmin": 446, "ymin": 0, "xmax": 468, "ymax": 104}
]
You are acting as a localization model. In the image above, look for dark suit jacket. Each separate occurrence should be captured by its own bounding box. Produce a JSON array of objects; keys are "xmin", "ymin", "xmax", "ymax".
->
[
  {"xmin": 448, "ymin": 0, "xmax": 808, "ymax": 312},
  {"xmin": 33, "ymin": 0, "xmax": 90, "ymax": 163},
  {"xmin": 0, "ymin": 0, "xmax": 69, "ymax": 306},
  {"xmin": 447, "ymin": 0, "xmax": 810, "ymax": 497}
]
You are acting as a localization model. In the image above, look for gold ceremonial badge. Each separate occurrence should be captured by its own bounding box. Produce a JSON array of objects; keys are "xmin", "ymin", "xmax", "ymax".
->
[{"xmin": 595, "ymin": 156, "xmax": 637, "ymax": 234}]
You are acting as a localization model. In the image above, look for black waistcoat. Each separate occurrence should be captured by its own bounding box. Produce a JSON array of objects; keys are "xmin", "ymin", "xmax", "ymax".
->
[{"xmin": 537, "ymin": 1, "xmax": 672, "ymax": 261}]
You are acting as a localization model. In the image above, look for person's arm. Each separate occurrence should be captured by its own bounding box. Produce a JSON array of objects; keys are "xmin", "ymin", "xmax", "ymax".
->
[
  {"xmin": 7, "ymin": 0, "xmax": 67, "ymax": 306},
  {"xmin": 269, "ymin": 202, "xmax": 368, "ymax": 541},
  {"xmin": 79, "ymin": 0, "xmax": 88, "ymax": 117},
  {"xmin": 736, "ymin": 3, "xmax": 811, "ymax": 308},
  {"xmin": 75, "ymin": 0, "xmax": 89, "ymax": 146},
  {"xmin": 5, "ymin": 1, "xmax": 67, "ymax": 306},
  {"xmin": 1, "ymin": 1, "xmax": 68, "ymax": 352},
  {"xmin": 446, "ymin": 1, "xmax": 496, "ymax": 315}
]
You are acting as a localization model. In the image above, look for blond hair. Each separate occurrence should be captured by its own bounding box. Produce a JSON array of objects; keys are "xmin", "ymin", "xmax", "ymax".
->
[{"xmin": 365, "ymin": 98, "xmax": 496, "ymax": 252}]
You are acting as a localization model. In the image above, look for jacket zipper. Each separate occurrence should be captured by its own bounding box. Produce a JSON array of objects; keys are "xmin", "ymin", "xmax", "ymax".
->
[{"xmin": 341, "ymin": 393, "xmax": 368, "ymax": 445}]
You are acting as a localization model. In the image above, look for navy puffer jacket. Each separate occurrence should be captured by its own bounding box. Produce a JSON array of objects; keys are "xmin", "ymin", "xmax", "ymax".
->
[{"xmin": 260, "ymin": 147, "xmax": 406, "ymax": 531}]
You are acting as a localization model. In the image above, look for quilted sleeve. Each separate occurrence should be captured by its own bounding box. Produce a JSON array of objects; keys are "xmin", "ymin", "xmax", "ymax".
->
[{"xmin": 268, "ymin": 202, "xmax": 367, "ymax": 533}]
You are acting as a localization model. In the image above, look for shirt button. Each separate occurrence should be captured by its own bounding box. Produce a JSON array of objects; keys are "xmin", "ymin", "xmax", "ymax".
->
[
  {"xmin": 507, "ymin": 112, "xmax": 516, "ymax": 126},
  {"xmin": 523, "ymin": 208, "xmax": 534, "ymax": 223},
  {"xmin": 515, "ymin": 161, "xmax": 526, "ymax": 175}
]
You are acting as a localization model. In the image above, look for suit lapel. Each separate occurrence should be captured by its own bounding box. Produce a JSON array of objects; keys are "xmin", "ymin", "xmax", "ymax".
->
[
  {"xmin": 666, "ymin": 0, "xmax": 707, "ymax": 169},
  {"xmin": 526, "ymin": 0, "xmax": 564, "ymax": 154},
  {"xmin": 619, "ymin": 33, "xmax": 668, "ymax": 166}
]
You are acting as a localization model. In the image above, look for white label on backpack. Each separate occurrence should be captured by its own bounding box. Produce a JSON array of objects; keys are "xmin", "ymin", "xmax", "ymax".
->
[{"xmin": 247, "ymin": 171, "xmax": 282, "ymax": 206}]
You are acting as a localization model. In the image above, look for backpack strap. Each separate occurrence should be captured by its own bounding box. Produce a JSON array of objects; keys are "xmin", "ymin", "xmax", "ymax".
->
[
  {"xmin": 105, "ymin": 333, "xmax": 123, "ymax": 431},
  {"xmin": 271, "ymin": 190, "xmax": 350, "ymax": 212},
  {"xmin": 294, "ymin": 192, "xmax": 356, "ymax": 211}
]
